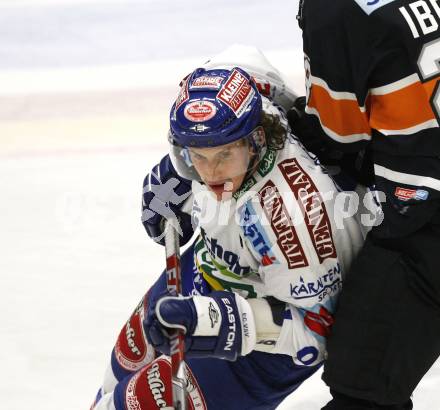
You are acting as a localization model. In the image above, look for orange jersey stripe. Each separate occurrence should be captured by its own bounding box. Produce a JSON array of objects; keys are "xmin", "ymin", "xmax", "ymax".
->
[
  {"xmin": 422, "ymin": 77, "xmax": 438, "ymax": 97},
  {"xmin": 369, "ymin": 77, "xmax": 438, "ymax": 131},
  {"xmin": 307, "ymin": 83, "xmax": 371, "ymax": 137}
]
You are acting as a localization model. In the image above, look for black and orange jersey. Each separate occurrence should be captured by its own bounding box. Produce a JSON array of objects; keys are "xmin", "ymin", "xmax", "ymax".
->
[{"xmin": 299, "ymin": 0, "xmax": 440, "ymax": 236}]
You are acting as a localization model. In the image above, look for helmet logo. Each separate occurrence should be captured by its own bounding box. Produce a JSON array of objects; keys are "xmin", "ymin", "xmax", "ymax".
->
[
  {"xmin": 190, "ymin": 75, "xmax": 224, "ymax": 90},
  {"xmin": 189, "ymin": 124, "xmax": 211, "ymax": 133},
  {"xmin": 175, "ymin": 76, "xmax": 190, "ymax": 110},
  {"xmin": 184, "ymin": 100, "xmax": 217, "ymax": 122},
  {"xmin": 217, "ymin": 69, "xmax": 255, "ymax": 118}
]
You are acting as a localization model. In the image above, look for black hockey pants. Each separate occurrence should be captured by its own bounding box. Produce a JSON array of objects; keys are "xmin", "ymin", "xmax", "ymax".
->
[{"xmin": 322, "ymin": 220, "xmax": 440, "ymax": 408}]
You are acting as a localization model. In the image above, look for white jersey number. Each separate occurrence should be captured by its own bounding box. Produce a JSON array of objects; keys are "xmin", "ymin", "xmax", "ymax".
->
[{"xmin": 417, "ymin": 38, "xmax": 440, "ymax": 120}]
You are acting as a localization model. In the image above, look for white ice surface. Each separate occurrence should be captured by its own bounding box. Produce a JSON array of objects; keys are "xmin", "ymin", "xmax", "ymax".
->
[
  {"xmin": 1, "ymin": 1, "xmax": 439, "ymax": 409},
  {"xmin": 2, "ymin": 127, "xmax": 440, "ymax": 410}
]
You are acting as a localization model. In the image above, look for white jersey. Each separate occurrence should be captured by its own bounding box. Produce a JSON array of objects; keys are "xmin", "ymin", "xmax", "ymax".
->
[{"xmin": 187, "ymin": 101, "xmax": 369, "ymax": 367}]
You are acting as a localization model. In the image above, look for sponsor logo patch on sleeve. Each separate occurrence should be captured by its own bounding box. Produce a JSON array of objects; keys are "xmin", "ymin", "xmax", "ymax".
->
[{"xmin": 395, "ymin": 187, "xmax": 429, "ymax": 201}]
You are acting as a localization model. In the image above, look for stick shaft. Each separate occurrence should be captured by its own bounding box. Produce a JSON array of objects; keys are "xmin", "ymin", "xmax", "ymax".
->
[{"xmin": 164, "ymin": 218, "xmax": 187, "ymax": 410}]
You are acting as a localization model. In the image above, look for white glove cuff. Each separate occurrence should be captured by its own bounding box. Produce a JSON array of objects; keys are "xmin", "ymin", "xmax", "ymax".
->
[
  {"xmin": 247, "ymin": 298, "xmax": 282, "ymax": 353},
  {"xmin": 192, "ymin": 294, "xmax": 257, "ymax": 356},
  {"xmin": 192, "ymin": 296, "xmax": 222, "ymax": 336},
  {"xmin": 234, "ymin": 294, "xmax": 257, "ymax": 356}
]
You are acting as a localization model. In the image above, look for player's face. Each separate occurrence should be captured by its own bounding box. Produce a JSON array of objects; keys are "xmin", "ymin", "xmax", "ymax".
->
[{"xmin": 189, "ymin": 140, "xmax": 253, "ymax": 200}]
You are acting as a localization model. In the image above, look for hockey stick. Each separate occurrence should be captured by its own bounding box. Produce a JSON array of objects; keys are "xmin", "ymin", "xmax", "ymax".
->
[{"xmin": 164, "ymin": 217, "xmax": 188, "ymax": 410}]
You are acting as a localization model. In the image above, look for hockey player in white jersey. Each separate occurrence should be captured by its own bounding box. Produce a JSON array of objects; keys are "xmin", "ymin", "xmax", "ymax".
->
[{"xmin": 90, "ymin": 46, "xmax": 370, "ymax": 410}]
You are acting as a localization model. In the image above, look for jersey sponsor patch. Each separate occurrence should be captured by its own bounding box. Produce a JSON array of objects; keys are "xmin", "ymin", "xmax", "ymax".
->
[
  {"xmin": 290, "ymin": 263, "xmax": 342, "ymax": 301},
  {"xmin": 125, "ymin": 359, "xmax": 171, "ymax": 409},
  {"xmin": 200, "ymin": 228, "xmax": 252, "ymax": 278},
  {"xmin": 394, "ymin": 186, "xmax": 429, "ymax": 201},
  {"xmin": 354, "ymin": 0, "xmax": 398, "ymax": 15},
  {"xmin": 240, "ymin": 202, "xmax": 278, "ymax": 266},
  {"xmin": 124, "ymin": 357, "xmax": 206, "ymax": 410},
  {"xmin": 259, "ymin": 180, "xmax": 309, "ymax": 269},
  {"xmin": 217, "ymin": 68, "xmax": 255, "ymax": 118},
  {"xmin": 184, "ymin": 361, "xmax": 208, "ymax": 409},
  {"xmin": 233, "ymin": 176, "xmax": 257, "ymax": 199},
  {"xmin": 304, "ymin": 306, "xmax": 334, "ymax": 337},
  {"xmin": 190, "ymin": 75, "xmax": 224, "ymax": 90},
  {"xmin": 114, "ymin": 297, "xmax": 155, "ymax": 371},
  {"xmin": 279, "ymin": 158, "xmax": 337, "ymax": 264},
  {"xmin": 258, "ymin": 148, "xmax": 277, "ymax": 177},
  {"xmin": 184, "ymin": 100, "xmax": 217, "ymax": 122}
]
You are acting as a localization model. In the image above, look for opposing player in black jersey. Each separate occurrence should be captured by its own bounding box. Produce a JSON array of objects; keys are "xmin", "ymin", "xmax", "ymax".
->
[{"xmin": 295, "ymin": 0, "xmax": 440, "ymax": 409}]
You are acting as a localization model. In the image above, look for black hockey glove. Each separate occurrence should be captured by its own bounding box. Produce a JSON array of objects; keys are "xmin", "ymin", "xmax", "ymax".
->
[{"xmin": 287, "ymin": 96, "xmax": 330, "ymax": 155}]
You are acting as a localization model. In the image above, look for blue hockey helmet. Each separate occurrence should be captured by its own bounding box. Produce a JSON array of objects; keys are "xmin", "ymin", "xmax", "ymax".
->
[
  {"xmin": 169, "ymin": 67, "xmax": 262, "ymax": 147},
  {"xmin": 168, "ymin": 67, "xmax": 265, "ymax": 182}
]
